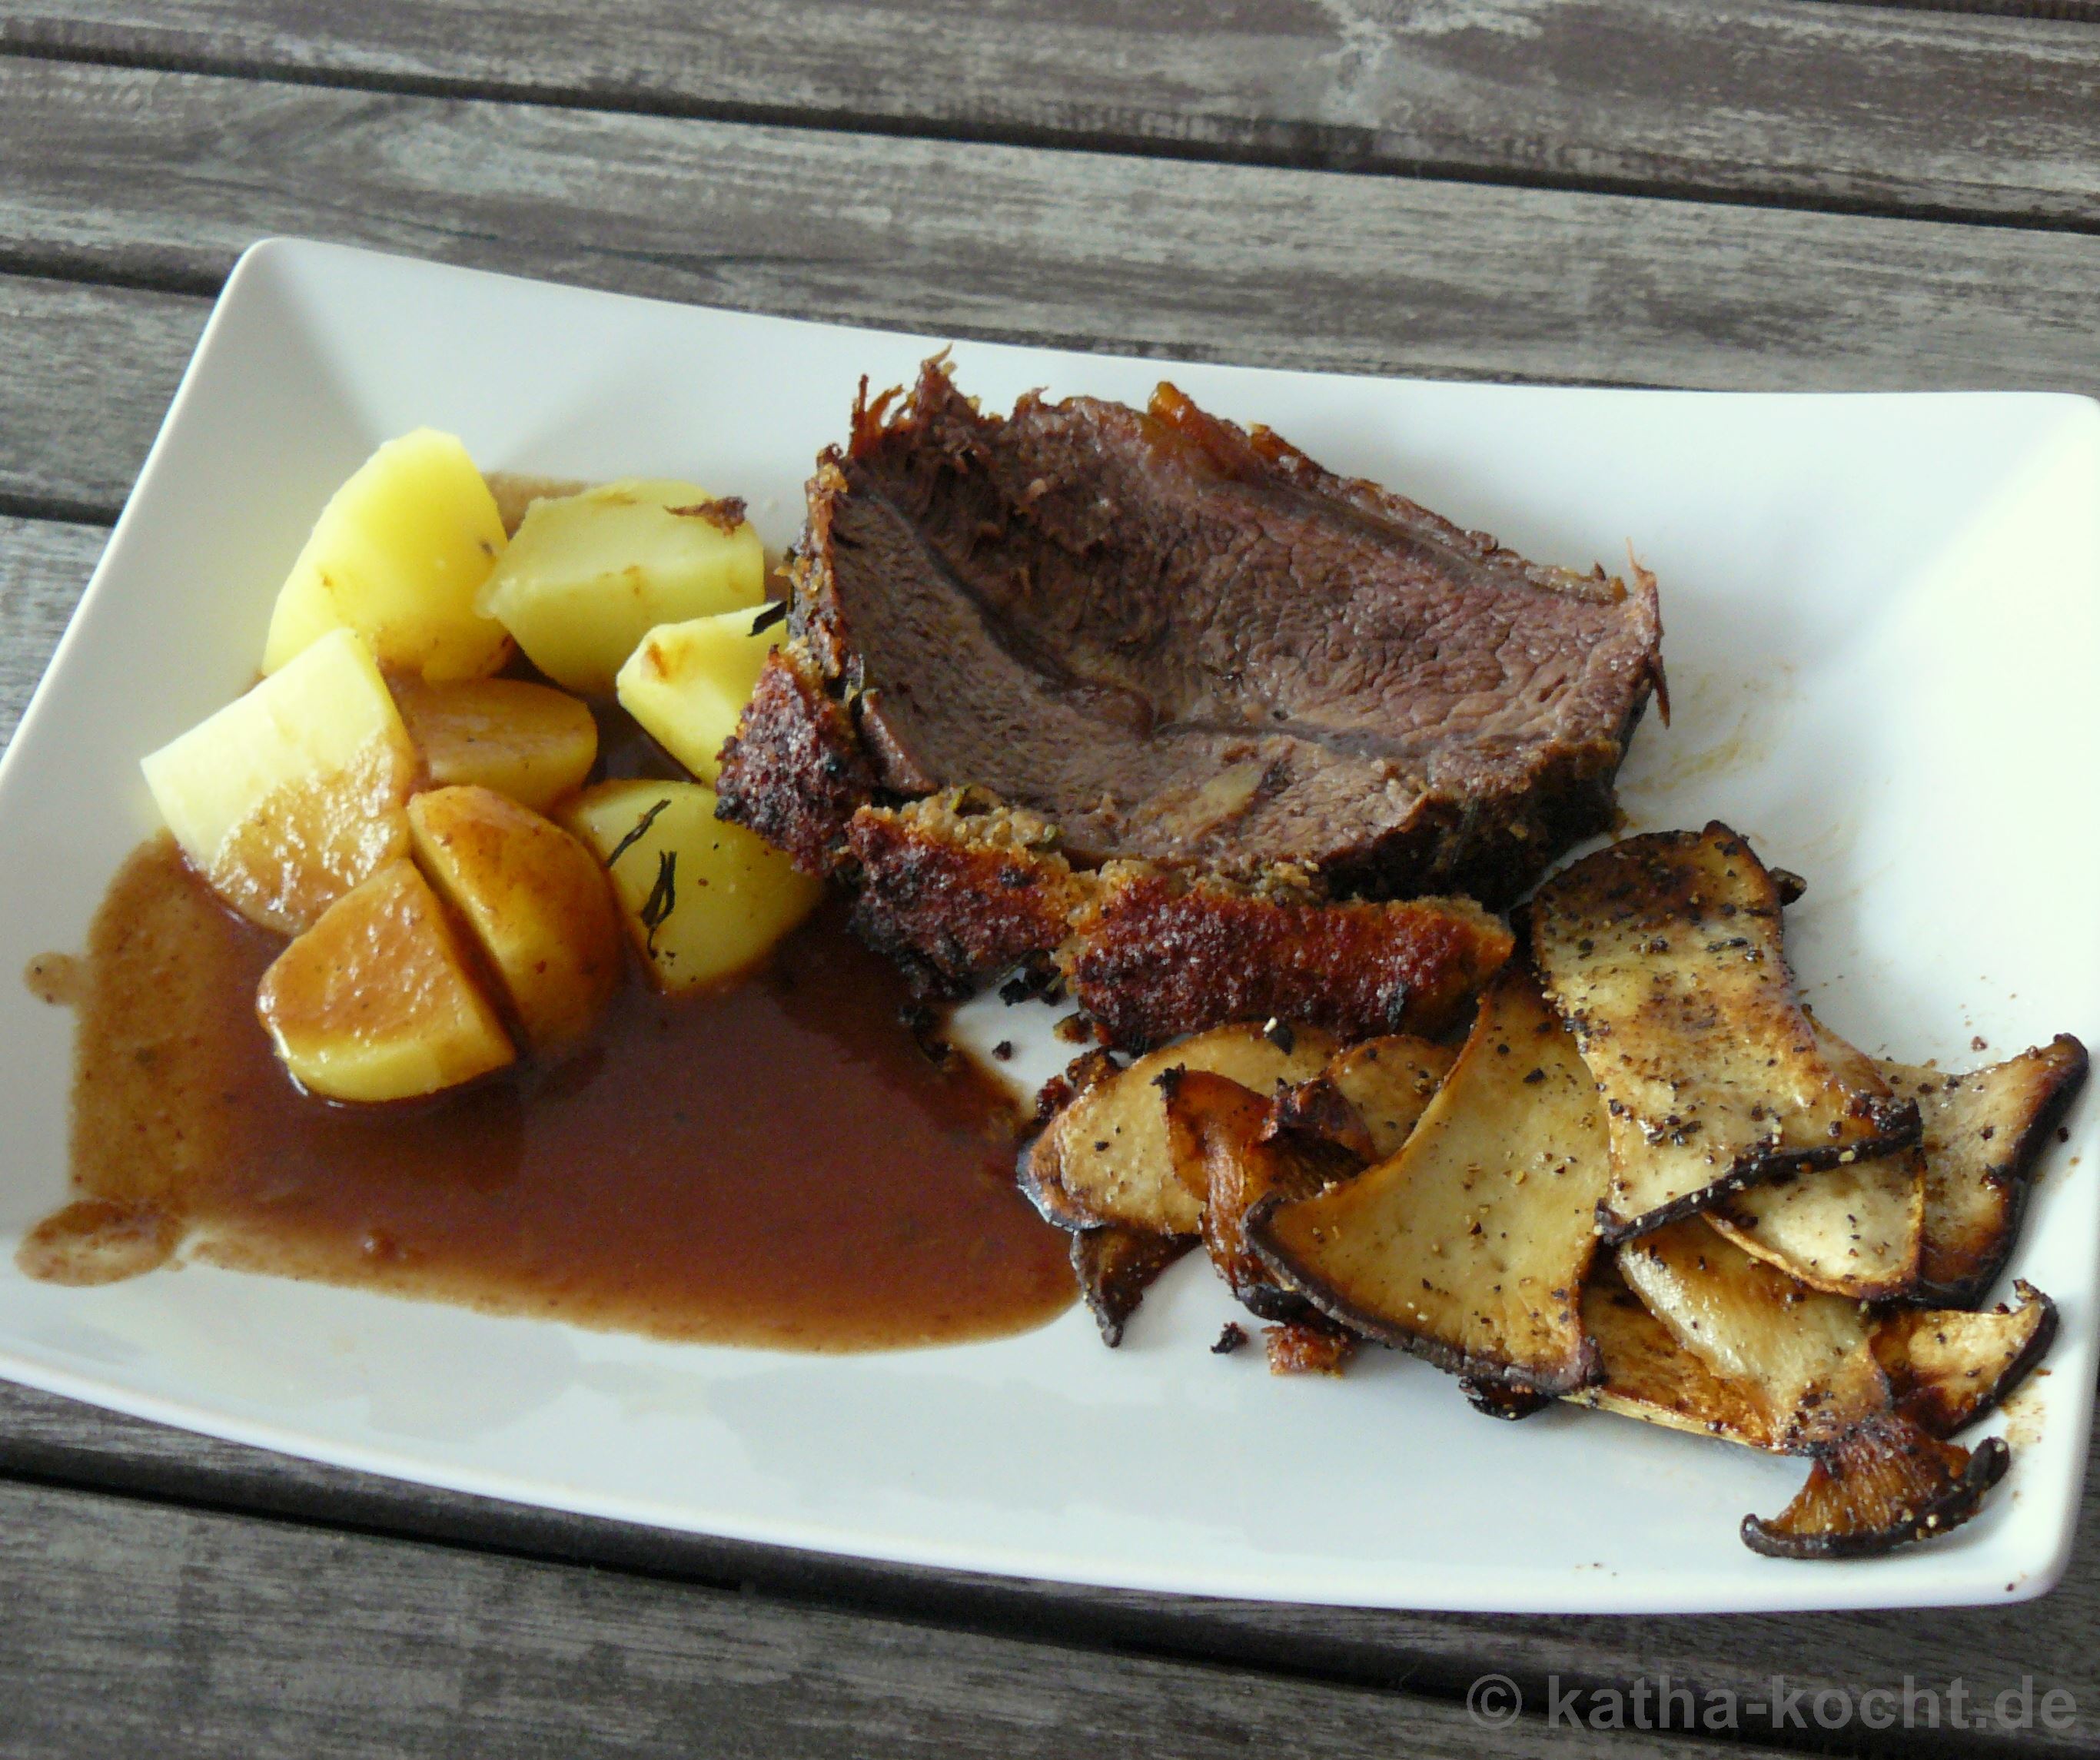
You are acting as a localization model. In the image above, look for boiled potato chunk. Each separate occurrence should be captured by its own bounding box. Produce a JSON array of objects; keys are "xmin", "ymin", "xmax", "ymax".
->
[
  {"xmin": 141, "ymin": 627, "xmax": 416, "ymax": 934},
  {"xmin": 256, "ymin": 859, "xmax": 516, "ymax": 1102},
  {"xmin": 477, "ymin": 480, "xmax": 764, "ymax": 695},
  {"xmin": 407, "ymin": 785, "xmax": 623, "ymax": 1051},
  {"xmin": 614, "ymin": 606, "xmax": 783, "ymax": 784},
  {"xmin": 391, "ymin": 676, "xmax": 599, "ymax": 812},
  {"xmin": 562, "ymin": 779, "xmax": 820, "ymax": 991},
  {"xmin": 261, "ymin": 429, "xmax": 511, "ymax": 682}
]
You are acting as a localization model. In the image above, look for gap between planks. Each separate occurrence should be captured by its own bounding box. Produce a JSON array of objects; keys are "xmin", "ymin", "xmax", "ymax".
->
[{"xmin": 1820, "ymin": 0, "xmax": 2100, "ymax": 20}]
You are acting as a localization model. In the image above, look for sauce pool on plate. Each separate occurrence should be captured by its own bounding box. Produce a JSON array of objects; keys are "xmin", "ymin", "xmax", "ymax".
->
[{"xmin": 19, "ymin": 835, "xmax": 1075, "ymax": 1350}]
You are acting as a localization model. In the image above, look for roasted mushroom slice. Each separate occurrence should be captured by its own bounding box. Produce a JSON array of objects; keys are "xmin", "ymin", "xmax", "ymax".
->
[
  {"xmin": 1462, "ymin": 1379, "xmax": 1556, "ymax": 1420},
  {"xmin": 1030, "ymin": 1046, "xmax": 1118, "ymax": 1127},
  {"xmin": 1874, "ymin": 1283, "xmax": 2057, "ymax": 1438},
  {"xmin": 1567, "ymin": 1261, "xmax": 1781, "ymax": 1450},
  {"xmin": 1528, "ymin": 825, "xmax": 1919, "ymax": 1240},
  {"xmin": 1161, "ymin": 1069, "xmax": 1365, "ymax": 1320},
  {"xmin": 1249, "ymin": 967, "xmax": 1611, "ymax": 1394},
  {"xmin": 1270, "ymin": 1075, "xmax": 1377, "ymax": 1161},
  {"xmin": 1707, "ymin": 1148, "xmax": 1925, "ymax": 1303},
  {"xmin": 1880, "ymin": 1037, "xmax": 2088, "ymax": 1308},
  {"xmin": 1021, "ymin": 1021, "xmax": 1336, "ymax": 1234},
  {"xmin": 1070, "ymin": 1225, "xmax": 1195, "ymax": 1347},
  {"xmin": 1706, "ymin": 1022, "xmax": 1923, "ymax": 1300},
  {"xmin": 1577, "ymin": 1257, "xmax": 2051, "ymax": 1451},
  {"xmin": 1617, "ymin": 1221, "xmax": 1889, "ymax": 1450},
  {"xmin": 1271, "ymin": 1034, "xmax": 1454, "ymax": 1164},
  {"xmin": 1615, "ymin": 1223, "xmax": 2022, "ymax": 1555},
  {"xmin": 1742, "ymin": 1416, "xmax": 2008, "ymax": 1560},
  {"xmin": 1319, "ymin": 1035, "xmax": 1455, "ymax": 1158}
]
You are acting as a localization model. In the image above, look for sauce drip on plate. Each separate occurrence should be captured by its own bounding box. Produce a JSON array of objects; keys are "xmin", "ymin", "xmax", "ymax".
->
[{"xmin": 20, "ymin": 836, "xmax": 1075, "ymax": 1350}]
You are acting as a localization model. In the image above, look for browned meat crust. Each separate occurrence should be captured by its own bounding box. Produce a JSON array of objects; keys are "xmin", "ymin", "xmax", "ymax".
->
[
  {"xmin": 846, "ymin": 792, "xmax": 1088, "ymax": 995},
  {"xmin": 1263, "ymin": 1315, "xmax": 1360, "ymax": 1376},
  {"xmin": 1062, "ymin": 865, "xmax": 1514, "ymax": 1051},
  {"xmin": 836, "ymin": 789, "xmax": 1514, "ymax": 1046},
  {"xmin": 715, "ymin": 640, "xmax": 875, "ymax": 875}
]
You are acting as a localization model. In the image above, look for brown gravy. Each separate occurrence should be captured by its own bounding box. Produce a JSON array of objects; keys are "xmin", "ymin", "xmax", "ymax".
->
[{"xmin": 22, "ymin": 836, "xmax": 1075, "ymax": 1350}]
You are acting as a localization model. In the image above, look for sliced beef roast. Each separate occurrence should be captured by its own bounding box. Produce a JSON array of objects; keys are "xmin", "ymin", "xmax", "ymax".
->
[{"xmin": 719, "ymin": 357, "xmax": 1663, "ymax": 998}]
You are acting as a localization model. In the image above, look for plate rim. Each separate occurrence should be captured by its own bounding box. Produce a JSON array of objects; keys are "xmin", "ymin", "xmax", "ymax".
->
[{"xmin": 0, "ymin": 234, "xmax": 2093, "ymax": 1616}]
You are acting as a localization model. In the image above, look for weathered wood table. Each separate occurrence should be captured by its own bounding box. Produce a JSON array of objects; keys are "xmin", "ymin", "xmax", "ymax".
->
[{"xmin": 4, "ymin": 2, "xmax": 2099, "ymax": 1753}]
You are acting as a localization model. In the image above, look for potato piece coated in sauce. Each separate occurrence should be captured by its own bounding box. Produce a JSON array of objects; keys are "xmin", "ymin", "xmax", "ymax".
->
[
  {"xmin": 257, "ymin": 858, "xmax": 516, "ymax": 1102},
  {"xmin": 141, "ymin": 627, "xmax": 417, "ymax": 935},
  {"xmin": 409, "ymin": 785, "xmax": 623, "ymax": 1051}
]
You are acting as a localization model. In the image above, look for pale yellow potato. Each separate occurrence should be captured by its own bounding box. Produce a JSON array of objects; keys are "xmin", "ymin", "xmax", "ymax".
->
[
  {"xmin": 141, "ymin": 627, "xmax": 416, "ymax": 934},
  {"xmin": 256, "ymin": 859, "xmax": 516, "ymax": 1102},
  {"xmin": 477, "ymin": 480, "xmax": 764, "ymax": 695},
  {"xmin": 262, "ymin": 429, "xmax": 512, "ymax": 682},
  {"xmin": 391, "ymin": 675, "xmax": 599, "ymax": 812},
  {"xmin": 562, "ymin": 779, "xmax": 821, "ymax": 991},
  {"xmin": 407, "ymin": 785, "xmax": 624, "ymax": 1051},
  {"xmin": 615, "ymin": 606, "xmax": 783, "ymax": 784}
]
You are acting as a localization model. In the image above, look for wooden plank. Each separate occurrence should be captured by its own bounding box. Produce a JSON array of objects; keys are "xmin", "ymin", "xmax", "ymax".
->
[
  {"xmin": 0, "ymin": 277, "xmax": 206, "ymax": 521},
  {"xmin": 2, "ymin": 1376, "xmax": 2097, "ymax": 1751},
  {"xmin": 0, "ymin": 1474, "xmax": 1809, "ymax": 1760},
  {"xmin": 3, "ymin": 0, "xmax": 2098, "ymax": 227},
  {"xmin": 1, "ymin": 64, "xmax": 2098, "ymax": 439},
  {"xmin": 0, "ymin": 517, "xmax": 101, "ymax": 752}
]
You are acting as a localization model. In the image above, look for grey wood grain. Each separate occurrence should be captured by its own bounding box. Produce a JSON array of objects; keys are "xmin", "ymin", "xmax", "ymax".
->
[
  {"xmin": 0, "ymin": 516, "xmax": 100, "ymax": 752},
  {"xmin": 0, "ymin": 276, "xmax": 207, "ymax": 521},
  {"xmin": 4, "ymin": 0, "xmax": 2099, "ymax": 228},
  {"xmin": 0, "ymin": 64, "xmax": 2098, "ymax": 459},
  {"xmin": 0, "ymin": 1473, "xmax": 1814, "ymax": 1760},
  {"xmin": 5, "ymin": 1372, "xmax": 2099, "ymax": 1752}
]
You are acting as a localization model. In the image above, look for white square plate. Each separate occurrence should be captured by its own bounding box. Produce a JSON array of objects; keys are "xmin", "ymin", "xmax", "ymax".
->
[{"xmin": 2, "ymin": 239, "xmax": 2095, "ymax": 1613}]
